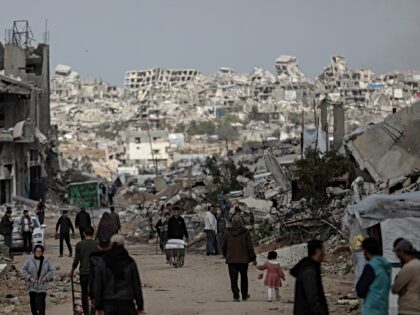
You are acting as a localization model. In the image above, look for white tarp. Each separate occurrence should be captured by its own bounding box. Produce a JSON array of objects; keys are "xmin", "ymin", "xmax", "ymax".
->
[
  {"xmin": 380, "ymin": 218, "xmax": 420, "ymax": 315},
  {"xmin": 346, "ymin": 191, "xmax": 420, "ymax": 230},
  {"xmin": 303, "ymin": 125, "xmax": 328, "ymax": 153},
  {"xmin": 345, "ymin": 192, "xmax": 420, "ymax": 315}
]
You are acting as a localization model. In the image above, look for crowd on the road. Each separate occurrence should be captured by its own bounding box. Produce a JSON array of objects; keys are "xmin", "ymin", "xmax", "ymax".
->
[
  {"xmin": 1, "ymin": 202, "xmax": 420, "ymax": 315},
  {"xmin": 1, "ymin": 205, "xmax": 143, "ymax": 315}
]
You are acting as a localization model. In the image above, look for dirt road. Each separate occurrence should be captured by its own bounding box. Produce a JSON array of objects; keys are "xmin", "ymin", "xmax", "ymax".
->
[{"xmin": 11, "ymin": 219, "xmax": 357, "ymax": 315}]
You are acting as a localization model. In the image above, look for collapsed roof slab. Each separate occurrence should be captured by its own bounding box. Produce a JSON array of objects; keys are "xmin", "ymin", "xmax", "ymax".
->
[{"xmin": 346, "ymin": 101, "xmax": 420, "ymax": 183}]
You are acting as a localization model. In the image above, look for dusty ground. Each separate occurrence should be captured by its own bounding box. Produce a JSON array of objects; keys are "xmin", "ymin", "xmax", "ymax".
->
[{"xmin": 8, "ymin": 218, "xmax": 358, "ymax": 315}]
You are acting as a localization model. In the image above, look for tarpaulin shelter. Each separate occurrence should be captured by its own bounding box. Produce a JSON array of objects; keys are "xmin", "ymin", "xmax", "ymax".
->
[{"xmin": 344, "ymin": 191, "xmax": 420, "ymax": 315}]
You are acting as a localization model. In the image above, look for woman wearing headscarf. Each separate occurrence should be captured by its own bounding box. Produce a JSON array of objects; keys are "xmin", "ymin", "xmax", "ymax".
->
[
  {"xmin": 96, "ymin": 212, "xmax": 115, "ymax": 243},
  {"xmin": 21, "ymin": 244, "xmax": 54, "ymax": 315}
]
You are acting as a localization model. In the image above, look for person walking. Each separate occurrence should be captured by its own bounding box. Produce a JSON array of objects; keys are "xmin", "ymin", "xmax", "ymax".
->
[
  {"xmin": 21, "ymin": 244, "xmax": 54, "ymax": 315},
  {"xmin": 167, "ymin": 207, "xmax": 189, "ymax": 241},
  {"xmin": 109, "ymin": 207, "xmax": 121, "ymax": 235},
  {"xmin": 290, "ymin": 239, "xmax": 329, "ymax": 315},
  {"xmin": 155, "ymin": 211, "xmax": 170, "ymax": 251},
  {"xmin": 70, "ymin": 226, "xmax": 98, "ymax": 315},
  {"xmin": 215, "ymin": 207, "xmax": 226, "ymax": 255},
  {"xmin": 89, "ymin": 239, "xmax": 111, "ymax": 313},
  {"xmin": 356, "ymin": 237, "xmax": 391, "ymax": 315},
  {"xmin": 204, "ymin": 206, "xmax": 218, "ymax": 256},
  {"xmin": 254, "ymin": 251, "xmax": 286, "ymax": 302},
  {"xmin": 75, "ymin": 208, "xmax": 92, "ymax": 240},
  {"xmin": 21, "ymin": 210, "xmax": 33, "ymax": 254},
  {"xmin": 94, "ymin": 235, "xmax": 145, "ymax": 315},
  {"xmin": 96, "ymin": 212, "xmax": 115, "ymax": 243},
  {"xmin": 36, "ymin": 200, "xmax": 46, "ymax": 225},
  {"xmin": 391, "ymin": 239, "xmax": 420, "ymax": 315},
  {"xmin": 55, "ymin": 210, "xmax": 75, "ymax": 257},
  {"xmin": 1, "ymin": 208, "xmax": 14, "ymax": 251},
  {"xmin": 221, "ymin": 216, "xmax": 256, "ymax": 302}
]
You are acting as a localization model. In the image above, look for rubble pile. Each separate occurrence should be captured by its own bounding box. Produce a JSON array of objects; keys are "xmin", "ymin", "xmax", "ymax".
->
[
  {"xmin": 0, "ymin": 257, "xmax": 72, "ymax": 315},
  {"xmin": 50, "ymin": 55, "xmax": 420, "ymax": 179}
]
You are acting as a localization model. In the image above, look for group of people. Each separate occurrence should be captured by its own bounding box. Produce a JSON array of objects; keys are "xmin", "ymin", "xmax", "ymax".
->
[
  {"xmin": 4, "ymin": 200, "xmax": 420, "ymax": 315},
  {"xmin": 355, "ymin": 237, "xmax": 420, "ymax": 315},
  {"xmin": 22, "ymin": 206, "xmax": 143, "ymax": 315},
  {"xmin": 1, "ymin": 207, "xmax": 36, "ymax": 255},
  {"xmin": 155, "ymin": 203, "xmax": 189, "ymax": 262},
  {"xmin": 219, "ymin": 207, "xmax": 420, "ymax": 315},
  {"xmin": 55, "ymin": 207, "xmax": 121, "ymax": 258}
]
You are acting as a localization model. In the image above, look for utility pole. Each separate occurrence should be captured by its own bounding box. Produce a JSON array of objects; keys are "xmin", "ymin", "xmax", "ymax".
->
[
  {"xmin": 146, "ymin": 122, "xmax": 159, "ymax": 176},
  {"xmin": 300, "ymin": 110, "xmax": 304, "ymax": 158}
]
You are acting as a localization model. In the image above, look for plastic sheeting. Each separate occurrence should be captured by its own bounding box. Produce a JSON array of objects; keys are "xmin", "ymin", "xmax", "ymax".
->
[
  {"xmin": 346, "ymin": 191, "xmax": 420, "ymax": 230},
  {"xmin": 303, "ymin": 126, "xmax": 328, "ymax": 153},
  {"xmin": 344, "ymin": 192, "xmax": 420, "ymax": 315},
  {"xmin": 380, "ymin": 218, "xmax": 420, "ymax": 315}
]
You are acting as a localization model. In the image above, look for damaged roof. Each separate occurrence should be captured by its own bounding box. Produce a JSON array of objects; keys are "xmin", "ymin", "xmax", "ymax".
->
[
  {"xmin": 346, "ymin": 101, "xmax": 420, "ymax": 183},
  {"xmin": 0, "ymin": 74, "xmax": 33, "ymax": 95}
]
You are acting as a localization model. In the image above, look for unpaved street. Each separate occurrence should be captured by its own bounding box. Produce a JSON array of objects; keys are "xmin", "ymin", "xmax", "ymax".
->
[{"xmin": 10, "ymin": 220, "xmax": 357, "ymax": 315}]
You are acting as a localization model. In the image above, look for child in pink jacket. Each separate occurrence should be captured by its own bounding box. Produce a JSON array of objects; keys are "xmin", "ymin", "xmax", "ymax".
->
[{"xmin": 254, "ymin": 251, "xmax": 286, "ymax": 302}]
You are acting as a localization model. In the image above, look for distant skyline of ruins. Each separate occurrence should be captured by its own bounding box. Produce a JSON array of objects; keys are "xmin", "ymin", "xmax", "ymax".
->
[{"xmin": 1, "ymin": 0, "xmax": 420, "ymax": 85}]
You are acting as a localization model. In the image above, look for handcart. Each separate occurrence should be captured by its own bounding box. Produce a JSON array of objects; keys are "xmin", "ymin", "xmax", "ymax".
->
[
  {"xmin": 71, "ymin": 276, "xmax": 84, "ymax": 315},
  {"xmin": 165, "ymin": 239, "xmax": 187, "ymax": 268}
]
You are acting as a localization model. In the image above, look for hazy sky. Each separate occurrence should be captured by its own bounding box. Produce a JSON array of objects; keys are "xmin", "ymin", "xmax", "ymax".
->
[{"xmin": 1, "ymin": 0, "xmax": 419, "ymax": 85}]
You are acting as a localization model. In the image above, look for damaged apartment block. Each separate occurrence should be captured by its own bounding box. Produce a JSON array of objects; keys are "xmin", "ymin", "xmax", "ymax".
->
[{"xmin": 0, "ymin": 21, "xmax": 52, "ymax": 204}]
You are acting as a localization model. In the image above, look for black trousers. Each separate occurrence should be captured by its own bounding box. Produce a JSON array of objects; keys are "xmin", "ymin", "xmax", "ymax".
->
[
  {"xmin": 59, "ymin": 234, "xmax": 72, "ymax": 256},
  {"xmin": 103, "ymin": 300, "xmax": 137, "ymax": 315},
  {"xmin": 80, "ymin": 275, "xmax": 90, "ymax": 315},
  {"xmin": 228, "ymin": 263, "xmax": 249, "ymax": 299},
  {"xmin": 79, "ymin": 229, "xmax": 85, "ymax": 240},
  {"xmin": 29, "ymin": 292, "xmax": 46, "ymax": 315},
  {"xmin": 23, "ymin": 231, "xmax": 33, "ymax": 253}
]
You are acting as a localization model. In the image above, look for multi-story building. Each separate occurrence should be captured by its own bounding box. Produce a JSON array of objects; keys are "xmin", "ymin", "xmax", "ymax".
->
[
  {"xmin": 124, "ymin": 68, "xmax": 199, "ymax": 91},
  {"xmin": 122, "ymin": 130, "xmax": 170, "ymax": 169},
  {"xmin": 0, "ymin": 21, "xmax": 51, "ymax": 204}
]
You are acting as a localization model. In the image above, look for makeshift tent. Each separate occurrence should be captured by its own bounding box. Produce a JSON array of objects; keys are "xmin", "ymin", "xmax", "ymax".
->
[{"xmin": 344, "ymin": 191, "xmax": 420, "ymax": 315}]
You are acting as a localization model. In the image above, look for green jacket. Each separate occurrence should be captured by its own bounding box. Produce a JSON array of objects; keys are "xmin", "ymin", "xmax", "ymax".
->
[
  {"xmin": 362, "ymin": 256, "xmax": 391, "ymax": 315},
  {"xmin": 73, "ymin": 239, "xmax": 98, "ymax": 275}
]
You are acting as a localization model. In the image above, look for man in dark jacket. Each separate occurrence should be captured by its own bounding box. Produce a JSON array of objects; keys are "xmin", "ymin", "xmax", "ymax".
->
[
  {"xmin": 1, "ymin": 208, "xmax": 14, "ymax": 249},
  {"xmin": 221, "ymin": 216, "xmax": 256, "ymax": 302},
  {"xmin": 94, "ymin": 235, "xmax": 144, "ymax": 315},
  {"xmin": 21, "ymin": 210, "xmax": 33, "ymax": 254},
  {"xmin": 290, "ymin": 239, "xmax": 329, "ymax": 315},
  {"xmin": 75, "ymin": 208, "xmax": 92, "ymax": 240},
  {"xmin": 167, "ymin": 207, "xmax": 189, "ymax": 241},
  {"xmin": 89, "ymin": 239, "xmax": 111, "ymax": 312},
  {"xmin": 70, "ymin": 226, "xmax": 98, "ymax": 315},
  {"xmin": 56, "ymin": 210, "xmax": 75, "ymax": 257}
]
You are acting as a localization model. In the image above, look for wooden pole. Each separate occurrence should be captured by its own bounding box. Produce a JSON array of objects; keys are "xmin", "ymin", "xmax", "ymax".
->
[{"xmin": 301, "ymin": 110, "xmax": 304, "ymax": 158}]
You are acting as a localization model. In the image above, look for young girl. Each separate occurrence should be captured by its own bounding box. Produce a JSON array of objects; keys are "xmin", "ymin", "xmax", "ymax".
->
[{"xmin": 255, "ymin": 251, "xmax": 286, "ymax": 302}]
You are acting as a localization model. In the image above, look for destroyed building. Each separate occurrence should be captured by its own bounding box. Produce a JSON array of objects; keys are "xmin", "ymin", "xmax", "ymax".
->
[
  {"xmin": 0, "ymin": 21, "xmax": 52, "ymax": 204},
  {"xmin": 345, "ymin": 101, "xmax": 420, "ymax": 192},
  {"xmin": 124, "ymin": 68, "xmax": 200, "ymax": 92}
]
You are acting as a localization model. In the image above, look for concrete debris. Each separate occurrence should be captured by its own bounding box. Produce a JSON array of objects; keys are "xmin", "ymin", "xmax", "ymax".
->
[{"xmin": 345, "ymin": 101, "xmax": 420, "ymax": 192}]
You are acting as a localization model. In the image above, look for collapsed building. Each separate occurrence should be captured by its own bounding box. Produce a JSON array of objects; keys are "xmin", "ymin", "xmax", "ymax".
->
[{"xmin": 0, "ymin": 21, "xmax": 53, "ymax": 204}]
